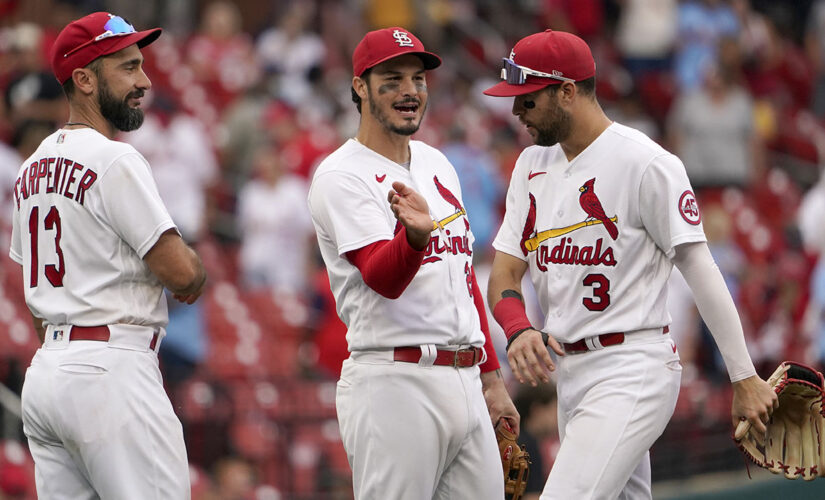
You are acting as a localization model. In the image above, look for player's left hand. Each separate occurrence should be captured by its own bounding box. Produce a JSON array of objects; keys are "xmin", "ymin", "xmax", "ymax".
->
[
  {"xmin": 481, "ymin": 370, "xmax": 521, "ymax": 436},
  {"xmin": 172, "ymin": 292, "xmax": 200, "ymax": 304},
  {"xmin": 507, "ymin": 329, "xmax": 564, "ymax": 387},
  {"xmin": 731, "ymin": 374, "xmax": 778, "ymax": 435},
  {"xmin": 171, "ymin": 274, "xmax": 206, "ymax": 305}
]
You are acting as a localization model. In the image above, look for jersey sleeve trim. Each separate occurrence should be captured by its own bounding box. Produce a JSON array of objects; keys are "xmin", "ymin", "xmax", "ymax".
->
[
  {"xmin": 135, "ymin": 220, "xmax": 179, "ymax": 258},
  {"xmin": 338, "ymin": 232, "xmax": 395, "ymax": 256},
  {"xmin": 8, "ymin": 248, "xmax": 22, "ymax": 265},
  {"xmin": 663, "ymin": 233, "xmax": 708, "ymax": 259},
  {"xmin": 492, "ymin": 241, "xmax": 529, "ymax": 262}
]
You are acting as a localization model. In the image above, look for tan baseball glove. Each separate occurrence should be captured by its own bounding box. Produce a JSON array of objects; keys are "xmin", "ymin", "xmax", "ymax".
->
[
  {"xmin": 734, "ymin": 361, "xmax": 825, "ymax": 480},
  {"xmin": 496, "ymin": 419, "xmax": 531, "ymax": 499}
]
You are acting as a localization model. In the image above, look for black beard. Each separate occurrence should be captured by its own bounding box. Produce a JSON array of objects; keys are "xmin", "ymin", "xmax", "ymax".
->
[
  {"xmin": 98, "ymin": 79, "xmax": 144, "ymax": 132},
  {"xmin": 367, "ymin": 93, "xmax": 425, "ymax": 136},
  {"xmin": 533, "ymin": 101, "xmax": 572, "ymax": 147}
]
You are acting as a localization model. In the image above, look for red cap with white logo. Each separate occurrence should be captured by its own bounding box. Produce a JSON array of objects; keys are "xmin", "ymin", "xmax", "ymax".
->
[
  {"xmin": 484, "ymin": 30, "xmax": 595, "ymax": 97},
  {"xmin": 50, "ymin": 12, "xmax": 161, "ymax": 84},
  {"xmin": 352, "ymin": 27, "xmax": 442, "ymax": 77}
]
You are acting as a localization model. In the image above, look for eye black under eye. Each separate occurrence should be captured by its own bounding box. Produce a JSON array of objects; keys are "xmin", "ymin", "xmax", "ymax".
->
[{"xmin": 523, "ymin": 100, "xmax": 536, "ymax": 109}]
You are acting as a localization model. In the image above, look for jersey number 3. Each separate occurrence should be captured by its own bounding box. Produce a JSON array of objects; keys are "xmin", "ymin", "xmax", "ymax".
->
[
  {"xmin": 28, "ymin": 205, "xmax": 65, "ymax": 288},
  {"xmin": 582, "ymin": 273, "xmax": 610, "ymax": 311}
]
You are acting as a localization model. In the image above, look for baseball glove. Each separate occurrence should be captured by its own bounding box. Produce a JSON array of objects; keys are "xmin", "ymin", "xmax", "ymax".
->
[
  {"xmin": 734, "ymin": 361, "xmax": 825, "ymax": 480},
  {"xmin": 496, "ymin": 419, "xmax": 531, "ymax": 499}
]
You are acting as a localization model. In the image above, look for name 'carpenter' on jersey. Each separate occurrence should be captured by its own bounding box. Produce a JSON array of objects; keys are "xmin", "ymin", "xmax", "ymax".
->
[{"xmin": 14, "ymin": 156, "xmax": 98, "ymax": 208}]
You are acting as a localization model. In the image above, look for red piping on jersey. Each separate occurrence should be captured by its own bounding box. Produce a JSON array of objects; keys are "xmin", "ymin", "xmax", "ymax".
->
[{"xmin": 471, "ymin": 267, "xmax": 500, "ymax": 373}]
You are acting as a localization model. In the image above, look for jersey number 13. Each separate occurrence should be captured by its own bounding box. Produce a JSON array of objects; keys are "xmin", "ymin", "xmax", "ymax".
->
[{"xmin": 28, "ymin": 205, "xmax": 65, "ymax": 288}]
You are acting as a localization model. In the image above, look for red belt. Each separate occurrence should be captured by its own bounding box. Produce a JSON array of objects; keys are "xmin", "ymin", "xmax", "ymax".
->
[
  {"xmin": 563, "ymin": 326, "xmax": 669, "ymax": 354},
  {"xmin": 69, "ymin": 325, "xmax": 159, "ymax": 351},
  {"xmin": 393, "ymin": 346, "xmax": 483, "ymax": 368}
]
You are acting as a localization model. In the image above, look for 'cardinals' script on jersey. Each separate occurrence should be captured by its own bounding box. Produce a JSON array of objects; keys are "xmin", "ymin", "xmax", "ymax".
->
[{"xmin": 493, "ymin": 123, "xmax": 706, "ymax": 343}]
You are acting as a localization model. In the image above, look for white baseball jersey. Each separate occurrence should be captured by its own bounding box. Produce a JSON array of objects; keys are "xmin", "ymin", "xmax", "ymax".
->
[
  {"xmin": 311, "ymin": 138, "xmax": 503, "ymax": 500},
  {"xmin": 308, "ymin": 139, "xmax": 481, "ymax": 350},
  {"xmin": 493, "ymin": 122, "xmax": 706, "ymax": 343},
  {"xmin": 9, "ymin": 128, "xmax": 176, "ymax": 328}
]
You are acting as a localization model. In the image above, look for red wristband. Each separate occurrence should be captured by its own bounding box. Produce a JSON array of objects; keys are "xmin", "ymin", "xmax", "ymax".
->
[{"xmin": 492, "ymin": 297, "xmax": 533, "ymax": 339}]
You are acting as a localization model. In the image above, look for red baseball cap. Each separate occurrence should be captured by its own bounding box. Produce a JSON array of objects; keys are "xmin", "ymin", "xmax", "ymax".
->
[
  {"xmin": 352, "ymin": 27, "xmax": 441, "ymax": 77},
  {"xmin": 484, "ymin": 30, "xmax": 595, "ymax": 97},
  {"xmin": 50, "ymin": 12, "xmax": 162, "ymax": 84}
]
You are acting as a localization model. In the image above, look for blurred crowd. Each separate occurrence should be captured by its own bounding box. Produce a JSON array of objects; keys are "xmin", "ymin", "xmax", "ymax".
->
[{"xmin": 2, "ymin": 0, "xmax": 825, "ymax": 498}]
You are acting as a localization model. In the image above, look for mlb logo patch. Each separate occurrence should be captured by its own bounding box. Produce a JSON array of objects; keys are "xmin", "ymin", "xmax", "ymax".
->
[{"xmin": 53, "ymin": 329, "xmax": 64, "ymax": 341}]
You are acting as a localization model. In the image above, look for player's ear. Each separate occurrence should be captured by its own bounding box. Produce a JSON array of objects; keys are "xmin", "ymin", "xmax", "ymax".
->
[
  {"xmin": 557, "ymin": 81, "xmax": 576, "ymax": 104},
  {"xmin": 71, "ymin": 67, "xmax": 98, "ymax": 96},
  {"xmin": 353, "ymin": 75, "xmax": 369, "ymax": 101}
]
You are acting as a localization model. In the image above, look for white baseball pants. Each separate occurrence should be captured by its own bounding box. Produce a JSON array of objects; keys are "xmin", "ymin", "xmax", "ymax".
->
[
  {"xmin": 542, "ymin": 330, "xmax": 682, "ymax": 500},
  {"xmin": 21, "ymin": 325, "xmax": 190, "ymax": 499},
  {"xmin": 336, "ymin": 352, "xmax": 504, "ymax": 500}
]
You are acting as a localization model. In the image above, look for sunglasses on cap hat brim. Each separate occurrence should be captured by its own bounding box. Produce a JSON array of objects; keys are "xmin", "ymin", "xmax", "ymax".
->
[
  {"xmin": 500, "ymin": 57, "xmax": 576, "ymax": 85},
  {"xmin": 63, "ymin": 15, "xmax": 137, "ymax": 57}
]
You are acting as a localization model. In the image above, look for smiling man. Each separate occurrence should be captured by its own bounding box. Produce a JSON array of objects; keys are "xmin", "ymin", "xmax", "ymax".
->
[
  {"xmin": 308, "ymin": 27, "xmax": 518, "ymax": 499},
  {"xmin": 11, "ymin": 12, "xmax": 206, "ymax": 499}
]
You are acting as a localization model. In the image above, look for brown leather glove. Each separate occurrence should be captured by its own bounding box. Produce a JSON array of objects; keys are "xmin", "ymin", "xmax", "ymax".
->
[
  {"xmin": 496, "ymin": 419, "xmax": 532, "ymax": 499},
  {"xmin": 734, "ymin": 361, "xmax": 825, "ymax": 480}
]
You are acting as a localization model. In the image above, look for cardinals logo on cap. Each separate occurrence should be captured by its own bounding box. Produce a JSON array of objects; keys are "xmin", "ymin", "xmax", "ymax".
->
[{"xmin": 392, "ymin": 30, "xmax": 414, "ymax": 47}]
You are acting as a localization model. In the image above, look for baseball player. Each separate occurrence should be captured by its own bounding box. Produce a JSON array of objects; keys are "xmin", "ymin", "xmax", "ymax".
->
[
  {"xmin": 10, "ymin": 12, "xmax": 206, "ymax": 499},
  {"xmin": 308, "ymin": 27, "xmax": 518, "ymax": 499},
  {"xmin": 483, "ymin": 30, "xmax": 777, "ymax": 499}
]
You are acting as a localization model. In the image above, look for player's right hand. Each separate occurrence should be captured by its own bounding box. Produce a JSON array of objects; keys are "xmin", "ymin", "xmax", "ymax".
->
[
  {"xmin": 731, "ymin": 374, "xmax": 778, "ymax": 437},
  {"xmin": 387, "ymin": 181, "xmax": 432, "ymax": 249},
  {"xmin": 507, "ymin": 328, "xmax": 564, "ymax": 387}
]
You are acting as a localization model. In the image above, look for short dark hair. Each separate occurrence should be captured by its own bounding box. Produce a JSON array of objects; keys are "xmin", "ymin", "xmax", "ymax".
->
[
  {"xmin": 545, "ymin": 76, "xmax": 596, "ymax": 98},
  {"xmin": 61, "ymin": 58, "xmax": 104, "ymax": 97},
  {"xmin": 575, "ymin": 76, "xmax": 596, "ymax": 96},
  {"xmin": 351, "ymin": 68, "xmax": 372, "ymax": 114}
]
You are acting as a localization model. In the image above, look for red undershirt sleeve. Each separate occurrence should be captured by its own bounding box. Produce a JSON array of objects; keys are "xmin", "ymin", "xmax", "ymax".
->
[
  {"xmin": 472, "ymin": 267, "xmax": 501, "ymax": 373},
  {"xmin": 345, "ymin": 227, "xmax": 425, "ymax": 299}
]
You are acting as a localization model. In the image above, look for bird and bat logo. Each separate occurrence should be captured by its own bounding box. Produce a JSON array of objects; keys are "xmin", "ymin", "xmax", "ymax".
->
[
  {"xmin": 392, "ymin": 175, "xmax": 472, "ymax": 265},
  {"xmin": 519, "ymin": 177, "xmax": 619, "ymax": 267},
  {"xmin": 431, "ymin": 175, "xmax": 467, "ymax": 231}
]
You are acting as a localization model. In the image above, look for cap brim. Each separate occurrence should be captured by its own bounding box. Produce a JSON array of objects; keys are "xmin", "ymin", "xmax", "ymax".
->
[
  {"xmin": 417, "ymin": 52, "xmax": 442, "ymax": 70},
  {"xmin": 100, "ymin": 27, "xmax": 162, "ymax": 58},
  {"xmin": 483, "ymin": 80, "xmax": 553, "ymax": 97},
  {"xmin": 135, "ymin": 28, "xmax": 162, "ymax": 48}
]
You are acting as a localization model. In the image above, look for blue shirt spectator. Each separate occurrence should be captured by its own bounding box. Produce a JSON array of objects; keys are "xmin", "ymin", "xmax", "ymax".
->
[
  {"xmin": 441, "ymin": 131, "xmax": 505, "ymax": 256},
  {"xmin": 675, "ymin": 0, "xmax": 740, "ymax": 90}
]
